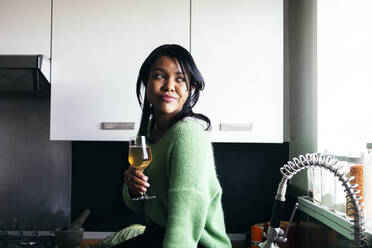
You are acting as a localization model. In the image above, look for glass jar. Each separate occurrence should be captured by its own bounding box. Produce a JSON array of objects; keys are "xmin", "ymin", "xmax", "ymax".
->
[
  {"xmin": 307, "ymin": 167, "xmax": 314, "ymax": 200},
  {"xmin": 313, "ymin": 166, "xmax": 322, "ymax": 205},
  {"xmin": 334, "ymin": 156, "xmax": 348, "ymax": 216},
  {"xmin": 346, "ymin": 155, "xmax": 364, "ymax": 219},
  {"xmin": 321, "ymin": 154, "xmax": 335, "ymax": 210},
  {"xmin": 364, "ymin": 143, "xmax": 372, "ymax": 222}
]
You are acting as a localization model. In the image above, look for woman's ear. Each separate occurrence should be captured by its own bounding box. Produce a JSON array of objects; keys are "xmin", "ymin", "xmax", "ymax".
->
[{"xmin": 188, "ymin": 85, "xmax": 195, "ymax": 94}]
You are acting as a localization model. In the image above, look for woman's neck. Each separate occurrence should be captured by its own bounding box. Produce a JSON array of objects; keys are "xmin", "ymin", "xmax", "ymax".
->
[{"xmin": 152, "ymin": 113, "xmax": 177, "ymax": 141}]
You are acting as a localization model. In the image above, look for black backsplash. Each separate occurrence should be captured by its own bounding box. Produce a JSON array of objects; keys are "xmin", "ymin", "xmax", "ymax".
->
[
  {"xmin": 0, "ymin": 86, "xmax": 71, "ymax": 230},
  {"xmin": 72, "ymin": 141, "xmax": 289, "ymax": 233}
]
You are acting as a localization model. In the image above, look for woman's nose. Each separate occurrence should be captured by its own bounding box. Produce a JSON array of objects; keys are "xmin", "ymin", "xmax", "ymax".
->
[{"xmin": 161, "ymin": 78, "xmax": 175, "ymax": 92}]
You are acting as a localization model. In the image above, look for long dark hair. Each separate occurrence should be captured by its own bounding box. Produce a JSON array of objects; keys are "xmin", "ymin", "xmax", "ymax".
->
[{"xmin": 136, "ymin": 44, "xmax": 211, "ymax": 137}]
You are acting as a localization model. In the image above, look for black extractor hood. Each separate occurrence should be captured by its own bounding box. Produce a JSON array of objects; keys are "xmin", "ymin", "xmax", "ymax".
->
[{"xmin": 0, "ymin": 55, "xmax": 51, "ymax": 95}]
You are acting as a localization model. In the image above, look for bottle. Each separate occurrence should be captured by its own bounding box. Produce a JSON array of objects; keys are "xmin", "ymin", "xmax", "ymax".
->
[
  {"xmin": 364, "ymin": 143, "xmax": 372, "ymax": 222},
  {"xmin": 313, "ymin": 165, "xmax": 322, "ymax": 205},
  {"xmin": 321, "ymin": 152, "xmax": 335, "ymax": 210},
  {"xmin": 345, "ymin": 154, "xmax": 364, "ymax": 219},
  {"xmin": 307, "ymin": 166, "xmax": 314, "ymax": 200},
  {"xmin": 334, "ymin": 155, "xmax": 348, "ymax": 216}
]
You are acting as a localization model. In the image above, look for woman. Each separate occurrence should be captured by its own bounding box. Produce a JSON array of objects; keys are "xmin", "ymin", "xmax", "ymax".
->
[{"xmin": 121, "ymin": 44, "xmax": 231, "ymax": 248}]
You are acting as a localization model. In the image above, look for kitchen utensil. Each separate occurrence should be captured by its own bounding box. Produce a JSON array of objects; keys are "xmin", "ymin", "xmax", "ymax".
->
[
  {"xmin": 54, "ymin": 228, "xmax": 84, "ymax": 248},
  {"xmin": 71, "ymin": 209, "xmax": 90, "ymax": 230},
  {"xmin": 54, "ymin": 209, "xmax": 90, "ymax": 248},
  {"xmin": 61, "ymin": 209, "xmax": 90, "ymax": 231}
]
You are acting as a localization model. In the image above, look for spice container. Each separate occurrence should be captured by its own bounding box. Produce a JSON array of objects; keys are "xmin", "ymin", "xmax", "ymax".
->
[
  {"xmin": 346, "ymin": 154, "xmax": 364, "ymax": 219},
  {"xmin": 334, "ymin": 156, "xmax": 348, "ymax": 216},
  {"xmin": 321, "ymin": 153, "xmax": 335, "ymax": 210},
  {"xmin": 364, "ymin": 143, "xmax": 372, "ymax": 221},
  {"xmin": 307, "ymin": 166, "xmax": 314, "ymax": 200},
  {"xmin": 313, "ymin": 166, "xmax": 322, "ymax": 205}
]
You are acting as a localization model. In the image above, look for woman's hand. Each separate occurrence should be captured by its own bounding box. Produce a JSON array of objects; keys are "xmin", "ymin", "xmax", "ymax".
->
[{"xmin": 124, "ymin": 166, "xmax": 150, "ymax": 196}]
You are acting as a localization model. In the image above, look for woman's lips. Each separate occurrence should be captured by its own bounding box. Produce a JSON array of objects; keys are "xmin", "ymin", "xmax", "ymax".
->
[{"xmin": 160, "ymin": 95, "xmax": 178, "ymax": 102}]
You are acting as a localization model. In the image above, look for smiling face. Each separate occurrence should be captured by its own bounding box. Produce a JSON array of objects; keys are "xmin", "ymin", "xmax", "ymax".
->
[{"xmin": 146, "ymin": 56, "xmax": 191, "ymax": 120}]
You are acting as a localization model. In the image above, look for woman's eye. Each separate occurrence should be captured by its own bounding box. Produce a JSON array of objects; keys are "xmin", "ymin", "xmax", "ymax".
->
[
  {"xmin": 176, "ymin": 77, "xmax": 186, "ymax": 83},
  {"xmin": 154, "ymin": 74, "xmax": 164, "ymax": 79}
]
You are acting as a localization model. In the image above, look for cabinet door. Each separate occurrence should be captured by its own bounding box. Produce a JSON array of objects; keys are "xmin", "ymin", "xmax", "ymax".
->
[
  {"xmin": 51, "ymin": 0, "xmax": 190, "ymax": 140},
  {"xmin": 0, "ymin": 0, "xmax": 51, "ymax": 57},
  {"xmin": 191, "ymin": 0, "xmax": 283, "ymax": 142}
]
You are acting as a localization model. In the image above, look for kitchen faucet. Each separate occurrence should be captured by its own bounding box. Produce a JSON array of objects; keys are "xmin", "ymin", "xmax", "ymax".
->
[{"xmin": 259, "ymin": 153, "xmax": 366, "ymax": 248}]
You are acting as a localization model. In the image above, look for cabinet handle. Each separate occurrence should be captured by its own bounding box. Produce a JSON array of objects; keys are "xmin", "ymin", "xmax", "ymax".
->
[
  {"xmin": 219, "ymin": 123, "xmax": 253, "ymax": 131},
  {"xmin": 101, "ymin": 122, "xmax": 135, "ymax": 130}
]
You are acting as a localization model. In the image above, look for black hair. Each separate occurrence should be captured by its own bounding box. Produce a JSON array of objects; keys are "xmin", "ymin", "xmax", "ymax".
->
[{"xmin": 136, "ymin": 44, "xmax": 211, "ymax": 138}]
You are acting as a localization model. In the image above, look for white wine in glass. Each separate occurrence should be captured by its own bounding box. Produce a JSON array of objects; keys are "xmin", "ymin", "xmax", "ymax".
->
[{"xmin": 128, "ymin": 136, "xmax": 156, "ymax": 200}]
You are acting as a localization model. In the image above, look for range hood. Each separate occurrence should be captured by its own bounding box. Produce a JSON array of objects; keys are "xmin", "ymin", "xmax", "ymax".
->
[{"xmin": 0, "ymin": 55, "xmax": 51, "ymax": 94}]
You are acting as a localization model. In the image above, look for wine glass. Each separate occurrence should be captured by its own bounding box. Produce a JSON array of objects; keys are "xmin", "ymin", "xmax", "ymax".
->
[{"xmin": 128, "ymin": 135, "xmax": 156, "ymax": 200}]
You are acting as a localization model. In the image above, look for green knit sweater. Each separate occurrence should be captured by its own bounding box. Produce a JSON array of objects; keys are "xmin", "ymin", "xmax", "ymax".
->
[{"xmin": 123, "ymin": 119, "xmax": 231, "ymax": 248}]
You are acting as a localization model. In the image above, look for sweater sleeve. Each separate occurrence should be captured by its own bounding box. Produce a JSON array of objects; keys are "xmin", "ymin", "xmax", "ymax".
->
[
  {"xmin": 122, "ymin": 183, "xmax": 144, "ymax": 213},
  {"xmin": 163, "ymin": 123, "xmax": 212, "ymax": 248}
]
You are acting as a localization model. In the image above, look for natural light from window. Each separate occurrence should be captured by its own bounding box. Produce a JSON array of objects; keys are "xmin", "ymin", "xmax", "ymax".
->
[{"xmin": 317, "ymin": 0, "xmax": 372, "ymax": 155}]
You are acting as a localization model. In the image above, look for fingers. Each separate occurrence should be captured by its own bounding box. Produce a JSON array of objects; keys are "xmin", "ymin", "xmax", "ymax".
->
[
  {"xmin": 130, "ymin": 167, "xmax": 149, "ymax": 181},
  {"xmin": 124, "ymin": 167, "xmax": 150, "ymax": 196},
  {"xmin": 125, "ymin": 167, "xmax": 149, "ymax": 183}
]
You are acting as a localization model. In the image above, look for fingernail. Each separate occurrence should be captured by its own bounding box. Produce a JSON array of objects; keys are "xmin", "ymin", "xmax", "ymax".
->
[
  {"xmin": 145, "ymin": 183, "xmax": 150, "ymax": 187},
  {"xmin": 144, "ymin": 177, "xmax": 149, "ymax": 181}
]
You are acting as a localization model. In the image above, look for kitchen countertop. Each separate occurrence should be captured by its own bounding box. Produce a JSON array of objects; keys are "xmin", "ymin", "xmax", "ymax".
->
[
  {"xmin": 81, "ymin": 232, "xmax": 246, "ymax": 248},
  {"xmin": 83, "ymin": 231, "xmax": 245, "ymax": 241},
  {"xmin": 83, "ymin": 232, "xmax": 114, "ymax": 239}
]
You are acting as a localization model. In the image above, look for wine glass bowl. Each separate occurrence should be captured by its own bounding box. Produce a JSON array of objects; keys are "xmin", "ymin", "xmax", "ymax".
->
[{"xmin": 128, "ymin": 136, "xmax": 156, "ymax": 200}]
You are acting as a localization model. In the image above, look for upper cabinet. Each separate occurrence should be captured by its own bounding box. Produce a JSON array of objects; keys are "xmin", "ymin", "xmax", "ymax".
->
[
  {"xmin": 51, "ymin": 0, "xmax": 283, "ymax": 142},
  {"xmin": 191, "ymin": 0, "xmax": 283, "ymax": 143},
  {"xmin": 0, "ymin": 0, "xmax": 51, "ymax": 57},
  {"xmin": 51, "ymin": 0, "xmax": 190, "ymax": 141}
]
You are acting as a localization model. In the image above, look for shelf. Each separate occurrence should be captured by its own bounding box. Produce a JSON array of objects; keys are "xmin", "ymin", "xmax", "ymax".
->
[{"xmin": 297, "ymin": 196, "xmax": 372, "ymax": 245}]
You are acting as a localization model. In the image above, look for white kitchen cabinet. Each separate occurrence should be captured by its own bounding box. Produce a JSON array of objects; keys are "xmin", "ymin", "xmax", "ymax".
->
[
  {"xmin": 0, "ymin": 0, "xmax": 51, "ymax": 57},
  {"xmin": 51, "ymin": 0, "xmax": 284, "ymax": 142},
  {"xmin": 51, "ymin": 0, "xmax": 190, "ymax": 140},
  {"xmin": 191, "ymin": 0, "xmax": 283, "ymax": 143}
]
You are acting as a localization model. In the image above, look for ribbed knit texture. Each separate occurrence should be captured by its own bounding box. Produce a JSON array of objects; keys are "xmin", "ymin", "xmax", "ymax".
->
[{"xmin": 123, "ymin": 119, "xmax": 231, "ymax": 248}]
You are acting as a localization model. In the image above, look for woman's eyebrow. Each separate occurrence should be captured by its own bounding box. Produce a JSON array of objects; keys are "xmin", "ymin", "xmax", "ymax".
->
[
  {"xmin": 152, "ymin": 67, "xmax": 167, "ymax": 73},
  {"xmin": 153, "ymin": 68, "xmax": 185, "ymax": 76}
]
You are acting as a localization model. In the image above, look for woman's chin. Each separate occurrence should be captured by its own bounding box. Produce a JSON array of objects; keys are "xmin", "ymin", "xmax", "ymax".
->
[{"xmin": 155, "ymin": 107, "xmax": 181, "ymax": 117}]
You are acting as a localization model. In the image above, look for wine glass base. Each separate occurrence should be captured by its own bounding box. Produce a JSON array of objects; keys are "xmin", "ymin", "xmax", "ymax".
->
[{"xmin": 132, "ymin": 195, "xmax": 157, "ymax": 201}]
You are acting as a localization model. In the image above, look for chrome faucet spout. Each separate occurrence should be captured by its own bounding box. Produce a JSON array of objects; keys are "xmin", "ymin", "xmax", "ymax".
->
[{"xmin": 259, "ymin": 153, "xmax": 366, "ymax": 248}]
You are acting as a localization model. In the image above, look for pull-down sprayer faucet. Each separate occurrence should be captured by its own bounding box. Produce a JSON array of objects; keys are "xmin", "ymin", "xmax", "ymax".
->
[{"xmin": 259, "ymin": 153, "xmax": 366, "ymax": 248}]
